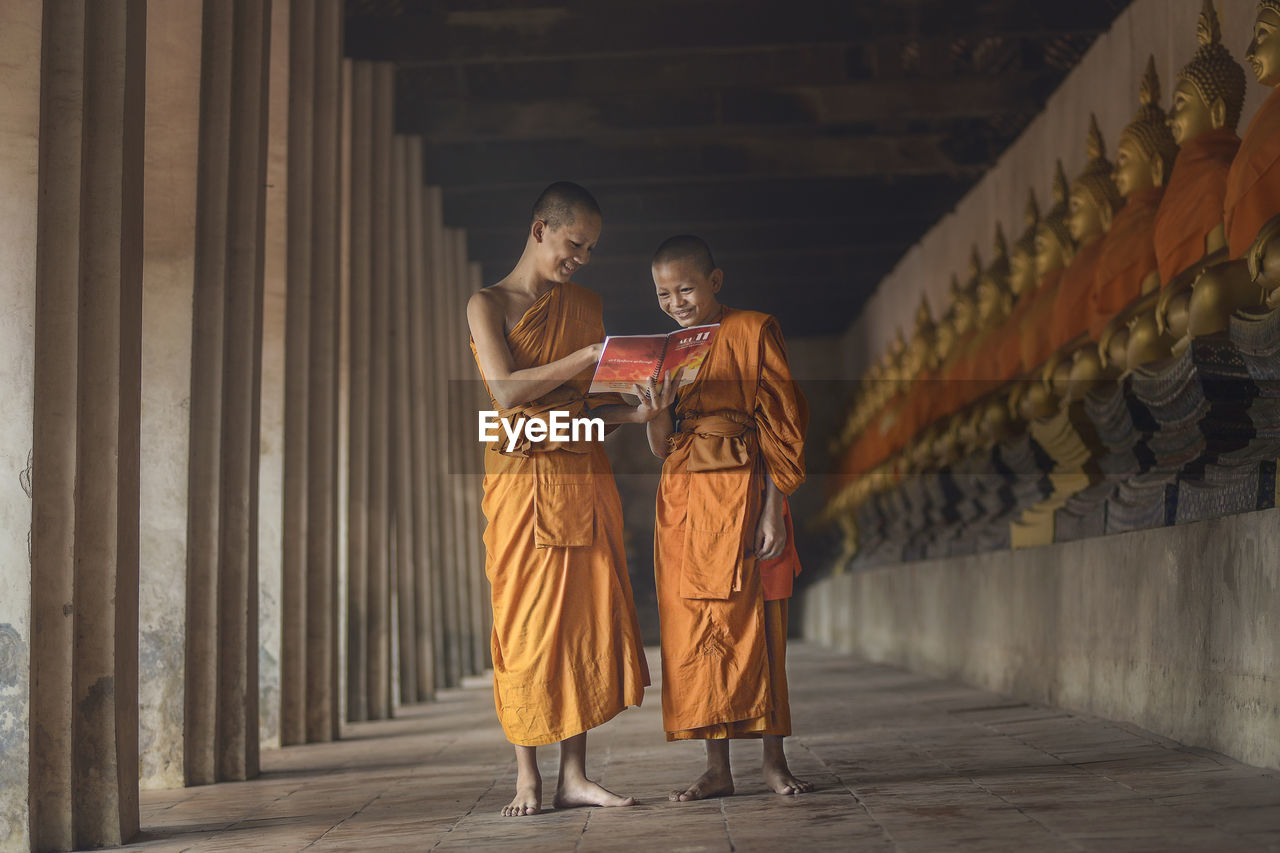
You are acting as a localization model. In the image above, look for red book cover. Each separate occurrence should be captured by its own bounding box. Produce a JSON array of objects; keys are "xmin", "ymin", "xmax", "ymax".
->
[{"xmin": 589, "ymin": 323, "xmax": 718, "ymax": 395}]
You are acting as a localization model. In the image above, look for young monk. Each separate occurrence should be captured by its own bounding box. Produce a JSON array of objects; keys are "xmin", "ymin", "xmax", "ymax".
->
[
  {"xmin": 467, "ymin": 182, "xmax": 672, "ymax": 817},
  {"xmin": 646, "ymin": 234, "xmax": 813, "ymax": 800}
]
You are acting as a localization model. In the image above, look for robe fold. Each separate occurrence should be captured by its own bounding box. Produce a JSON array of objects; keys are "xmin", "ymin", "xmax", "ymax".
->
[
  {"xmin": 1050, "ymin": 238, "xmax": 1105, "ymax": 348},
  {"xmin": 1225, "ymin": 87, "xmax": 1280, "ymax": 258},
  {"xmin": 470, "ymin": 281, "xmax": 649, "ymax": 747},
  {"xmin": 655, "ymin": 307, "xmax": 808, "ymax": 740},
  {"xmin": 1086, "ymin": 187, "xmax": 1163, "ymax": 338},
  {"xmin": 1020, "ymin": 268, "xmax": 1064, "ymax": 372},
  {"xmin": 1154, "ymin": 128, "xmax": 1240, "ymax": 283}
]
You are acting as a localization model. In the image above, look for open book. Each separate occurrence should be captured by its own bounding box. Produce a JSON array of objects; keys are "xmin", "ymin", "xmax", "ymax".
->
[{"xmin": 589, "ymin": 324, "xmax": 718, "ymax": 395}]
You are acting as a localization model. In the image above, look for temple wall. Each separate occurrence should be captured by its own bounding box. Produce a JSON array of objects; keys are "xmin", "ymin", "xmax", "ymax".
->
[
  {"xmin": 800, "ymin": 507, "xmax": 1280, "ymax": 771},
  {"xmin": 842, "ymin": 0, "xmax": 1271, "ymax": 375}
]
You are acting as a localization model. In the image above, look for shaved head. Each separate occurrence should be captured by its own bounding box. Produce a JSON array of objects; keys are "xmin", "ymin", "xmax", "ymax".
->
[
  {"xmin": 652, "ymin": 234, "xmax": 716, "ymax": 276},
  {"xmin": 531, "ymin": 181, "xmax": 601, "ymax": 231}
]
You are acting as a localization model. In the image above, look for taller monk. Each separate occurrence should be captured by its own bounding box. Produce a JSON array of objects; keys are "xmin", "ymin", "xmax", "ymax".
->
[
  {"xmin": 645, "ymin": 235, "xmax": 812, "ymax": 801},
  {"xmin": 467, "ymin": 182, "xmax": 663, "ymax": 817}
]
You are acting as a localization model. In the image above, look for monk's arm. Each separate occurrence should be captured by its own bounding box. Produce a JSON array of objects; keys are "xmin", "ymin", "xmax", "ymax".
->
[
  {"xmin": 754, "ymin": 469, "xmax": 786, "ymax": 560},
  {"xmin": 645, "ymin": 407, "xmax": 675, "ymax": 458},
  {"xmin": 467, "ymin": 290, "xmax": 601, "ymax": 409}
]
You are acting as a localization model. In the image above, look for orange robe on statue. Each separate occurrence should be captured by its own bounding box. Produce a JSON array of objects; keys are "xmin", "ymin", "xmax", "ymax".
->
[
  {"xmin": 1020, "ymin": 268, "xmax": 1064, "ymax": 371},
  {"xmin": 655, "ymin": 307, "xmax": 808, "ymax": 741},
  {"xmin": 1086, "ymin": 187, "xmax": 1162, "ymax": 338},
  {"xmin": 470, "ymin": 281, "xmax": 649, "ymax": 747},
  {"xmin": 1225, "ymin": 87, "xmax": 1280, "ymax": 257},
  {"xmin": 1154, "ymin": 127, "xmax": 1240, "ymax": 282},
  {"xmin": 1050, "ymin": 238, "xmax": 1106, "ymax": 347}
]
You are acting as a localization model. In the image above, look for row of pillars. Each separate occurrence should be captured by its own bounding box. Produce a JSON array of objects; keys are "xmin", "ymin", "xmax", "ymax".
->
[{"xmin": 0, "ymin": 2, "xmax": 490, "ymax": 851}]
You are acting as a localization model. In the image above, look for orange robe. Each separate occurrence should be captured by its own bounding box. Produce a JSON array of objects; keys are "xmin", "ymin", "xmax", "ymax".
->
[
  {"xmin": 655, "ymin": 307, "xmax": 807, "ymax": 740},
  {"xmin": 1154, "ymin": 127, "xmax": 1240, "ymax": 283},
  {"xmin": 1050, "ymin": 238, "xmax": 1105, "ymax": 348},
  {"xmin": 1020, "ymin": 268, "xmax": 1064, "ymax": 371},
  {"xmin": 470, "ymin": 281, "xmax": 649, "ymax": 747},
  {"xmin": 993, "ymin": 288, "xmax": 1036, "ymax": 380},
  {"xmin": 1086, "ymin": 187, "xmax": 1162, "ymax": 338},
  {"xmin": 1225, "ymin": 86, "xmax": 1280, "ymax": 257}
]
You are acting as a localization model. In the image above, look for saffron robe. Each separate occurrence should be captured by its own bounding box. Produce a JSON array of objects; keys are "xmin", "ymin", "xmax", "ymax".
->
[
  {"xmin": 655, "ymin": 307, "xmax": 808, "ymax": 740},
  {"xmin": 1020, "ymin": 268, "xmax": 1064, "ymax": 371},
  {"xmin": 1050, "ymin": 238, "xmax": 1105, "ymax": 347},
  {"xmin": 470, "ymin": 281, "xmax": 649, "ymax": 747},
  {"xmin": 1154, "ymin": 128, "xmax": 1240, "ymax": 283},
  {"xmin": 1225, "ymin": 87, "xmax": 1280, "ymax": 258},
  {"xmin": 1087, "ymin": 187, "xmax": 1163, "ymax": 339}
]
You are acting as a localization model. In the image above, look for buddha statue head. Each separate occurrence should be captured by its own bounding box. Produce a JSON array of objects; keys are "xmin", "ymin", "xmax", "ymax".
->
[
  {"xmin": 977, "ymin": 224, "xmax": 1013, "ymax": 327},
  {"xmin": 1035, "ymin": 160, "xmax": 1074, "ymax": 277},
  {"xmin": 1246, "ymin": 0, "xmax": 1280, "ymax": 87},
  {"xmin": 948, "ymin": 261, "xmax": 980, "ymax": 340},
  {"xmin": 1114, "ymin": 56, "xmax": 1180, "ymax": 196},
  {"xmin": 886, "ymin": 328, "xmax": 909, "ymax": 395},
  {"xmin": 934, "ymin": 307, "xmax": 957, "ymax": 364},
  {"xmin": 1010, "ymin": 190, "xmax": 1041, "ymax": 298},
  {"xmin": 905, "ymin": 294, "xmax": 939, "ymax": 377},
  {"xmin": 1069, "ymin": 115, "xmax": 1123, "ymax": 243},
  {"xmin": 1168, "ymin": 0, "xmax": 1247, "ymax": 143}
]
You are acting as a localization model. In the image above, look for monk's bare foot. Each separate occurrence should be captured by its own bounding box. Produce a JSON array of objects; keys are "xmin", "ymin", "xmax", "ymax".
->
[
  {"xmin": 553, "ymin": 777, "xmax": 635, "ymax": 809},
  {"xmin": 669, "ymin": 766, "xmax": 735, "ymax": 802},
  {"xmin": 502, "ymin": 779, "xmax": 542, "ymax": 817},
  {"xmin": 763, "ymin": 764, "xmax": 813, "ymax": 795}
]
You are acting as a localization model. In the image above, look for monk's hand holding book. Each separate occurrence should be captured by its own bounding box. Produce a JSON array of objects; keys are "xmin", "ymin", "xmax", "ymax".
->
[{"xmin": 632, "ymin": 367, "xmax": 684, "ymax": 423}]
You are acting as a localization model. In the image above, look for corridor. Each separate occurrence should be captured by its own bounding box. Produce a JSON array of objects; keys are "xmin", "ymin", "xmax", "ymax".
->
[{"xmin": 118, "ymin": 645, "xmax": 1280, "ymax": 852}]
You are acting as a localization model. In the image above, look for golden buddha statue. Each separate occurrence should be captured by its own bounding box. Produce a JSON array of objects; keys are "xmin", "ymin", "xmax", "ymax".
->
[
  {"xmin": 1178, "ymin": 0, "xmax": 1280, "ymax": 338},
  {"xmin": 1011, "ymin": 191, "xmax": 1041, "ymax": 299},
  {"xmin": 1045, "ymin": 115, "xmax": 1123, "ymax": 402},
  {"xmin": 1092, "ymin": 56, "xmax": 1180, "ymax": 374},
  {"xmin": 976, "ymin": 224, "xmax": 1013, "ymax": 330},
  {"xmin": 1018, "ymin": 162, "xmax": 1074, "ymax": 421}
]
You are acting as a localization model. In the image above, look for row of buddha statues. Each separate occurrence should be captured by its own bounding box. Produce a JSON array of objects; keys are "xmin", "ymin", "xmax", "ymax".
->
[{"xmin": 828, "ymin": 0, "xmax": 1280, "ymax": 563}]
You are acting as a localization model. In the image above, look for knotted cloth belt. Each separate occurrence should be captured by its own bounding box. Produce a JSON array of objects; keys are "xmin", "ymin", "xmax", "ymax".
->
[
  {"xmin": 669, "ymin": 412, "xmax": 759, "ymax": 599},
  {"xmin": 491, "ymin": 389, "xmax": 593, "ymax": 457},
  {"xmin": 669, "ymin": 412, "xmax": 756, "ymax": 472}
]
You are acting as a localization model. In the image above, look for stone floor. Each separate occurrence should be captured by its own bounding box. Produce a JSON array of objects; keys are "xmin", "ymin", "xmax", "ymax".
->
[{"xmin": 118, "ymin": 644, "xmax": 1280, "ymax": 852}]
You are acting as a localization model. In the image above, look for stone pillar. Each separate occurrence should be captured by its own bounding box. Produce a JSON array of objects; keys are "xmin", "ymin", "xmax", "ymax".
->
[
  {"xmin": 468, "ymin": 260, "xmax": 493, "ymax": 671},
  {"xmin": 29, "ymin": 1, "xmax": 146, "ymax": 848},
  {"xmin": 435, "ymin": 227, "xmax": 463, "ymax": 686},
  {"xmin": 186, "ymin": 0, "xmax": 271, "ymax": 785},
  {"xmin": 449, "ymin": 229, "xmax": 479, "ymax": 676},
  {"xmin": 138, "ymin": 0, "xmax": 202, "ymax": 792},
  {"xmin": 406, "ymin": 147, "xmax": 437, "ymax": 701},
  {"xmin": 258, "ymin": 0, "xmax": 291, "ymax": 755},
  {"xmin": 345, "ymin": 61, "xmax": 371, "ymax": 722},
  {"xmin": 365, "ymin": 62, "xmax": 394, "ymax": 719},
  {"xmin": 422, "ymin": 186, "xmax": 452, "ymax": 690},
  {"xmin": 277, "ymin": 0, "xmax": 309, "ymax": 749},
  {"xmin": 0, "ymin": 4, "xmax": 41, "ymax": 850},
  {"xmin": 390, "ymin": 135, "xmax": 418, "ymax": 704},
  {"xmin": 306, "ymin": 0, "xmax": 343, "ymax": 742},
  {"xmin": 336, "ymin": 57, "xmax": 353, "ymax": 727}
]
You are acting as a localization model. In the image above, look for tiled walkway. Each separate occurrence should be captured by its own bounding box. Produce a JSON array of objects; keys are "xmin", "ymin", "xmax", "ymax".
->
[{"xmin": 120, "ymin": 645, "xmax": 1280, "ymax": 852}]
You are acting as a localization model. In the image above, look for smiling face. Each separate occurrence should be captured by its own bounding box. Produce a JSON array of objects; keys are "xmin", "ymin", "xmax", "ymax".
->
[
  {"xmin": 652, "ymin": 258, "xmax": 723, "ymax": 327},
  {"xmin": 532, "ymin": 210, "xmax": 601, "ymax": 284},
  {"xmin": 1247, "ymin": 8, "xmax": 1280, "ymax": 86}
]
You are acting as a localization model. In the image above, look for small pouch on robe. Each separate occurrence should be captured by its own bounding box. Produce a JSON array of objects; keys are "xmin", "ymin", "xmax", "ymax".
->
[
  {"xmin": 680, "ymin": 468, "xmax": 751, "ymax": 600},
  {"xmin": 533, "ymin": 451, "xmax": 594, "ymax": 548}
]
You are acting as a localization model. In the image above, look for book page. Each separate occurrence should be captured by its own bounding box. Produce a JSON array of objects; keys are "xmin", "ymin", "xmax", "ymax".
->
[
  {"xmin": 588, "ymin": 334, "xmax": 666, "ymax": 394},
  {"xmin": 657, "ymin": 324, "xmax": 718, "ymax": 386}
]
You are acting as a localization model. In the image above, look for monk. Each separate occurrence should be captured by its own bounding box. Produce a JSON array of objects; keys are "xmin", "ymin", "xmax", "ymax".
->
[
  {"xmin": 645, "ymin": 235, "xmax": 812, "ymax": 801},
  {"xmin": 467, "ymin": 182, "xmax": 666, "ymax": 817}
]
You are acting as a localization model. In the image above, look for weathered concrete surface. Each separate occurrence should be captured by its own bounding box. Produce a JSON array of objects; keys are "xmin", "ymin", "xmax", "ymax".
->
[
  {"xmin": 802, "ymin": 507, "xmax": 1280, "ymax": 771},
  {"xmin": 111, "ymin": 645, "xmax": 1280, "ymax": 852},
  {"xmin": 139, "ymin": 0, "xmax": 201, "ymax": 791}
]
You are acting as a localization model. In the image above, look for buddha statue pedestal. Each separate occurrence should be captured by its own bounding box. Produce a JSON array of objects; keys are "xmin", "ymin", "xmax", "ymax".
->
[{"xmin": 1009, "ymin": 401, "xmax": 1107, "ymax": 547}]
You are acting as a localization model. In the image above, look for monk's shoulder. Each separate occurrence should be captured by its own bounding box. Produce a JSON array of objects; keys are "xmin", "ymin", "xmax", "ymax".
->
[
  {"xmin": 560, "ymin": 280, "xmax": 604, "ymax": 314},
  {"xmin": 723, "ymin": 308, "xmax": 781, "ymax": 343}
]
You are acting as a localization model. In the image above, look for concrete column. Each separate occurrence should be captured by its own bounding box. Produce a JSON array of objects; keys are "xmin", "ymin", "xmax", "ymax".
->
[
  {"xmin": 406, "ymin": 147, "xmax": 437, "ymax": 701},
  {"xmin": 336, "ymin": 56, "xmax": 353, "ymax": 727},
  {"xmin": 306, "ymin": 0, "xmax": 343, "ymax": 742},
  {"xmin": 28, "ymin": 4, "xmax": 82, "ymax": 848},
  {"xmin": 365, "ymin": 62, "xmax": 394, "ymax": 720},
  {"xmin": 0, "ymin": 4, "xmax": 42, "ymax": 849},
  {"xmin": 277, "ymin": 0, "xmax": 309, "ymax": 749},
  {"xmin": 467, "ymin": 260, "xmax": 492, "ymax": 670},
  {"xmin": 390, "ymin": 136, "xmax": 418, "ymax": 704},
  {"xmin": 422, "ymin": 186, "xmax": 451, "ymax": 690},
  {"xmin": 448, "ymin": 229, "xmax": 478, "ymax": 676},
  {"xmin": 215, "ymin": 0, "xmax": 271, "ymax": 783},
  {"xmin": 258, "ymin": 0, "xmax": 291, "ymax": 755},
  {"xmin": 139, "ymin": 0, "xmax": 202, "ymax": 792},
  {"xmin": 435, "ymin": 227, "xmax": 463, "ymax": 686},
  {"xmin": 345, "ymin": 61, "xmax": 372, "ymax": 722}
]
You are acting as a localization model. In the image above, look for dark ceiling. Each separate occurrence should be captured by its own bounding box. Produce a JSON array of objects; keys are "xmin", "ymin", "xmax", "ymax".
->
[{"xmin": 345, "ymin": 0, "xmax": 1134, "ymax": 337}]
